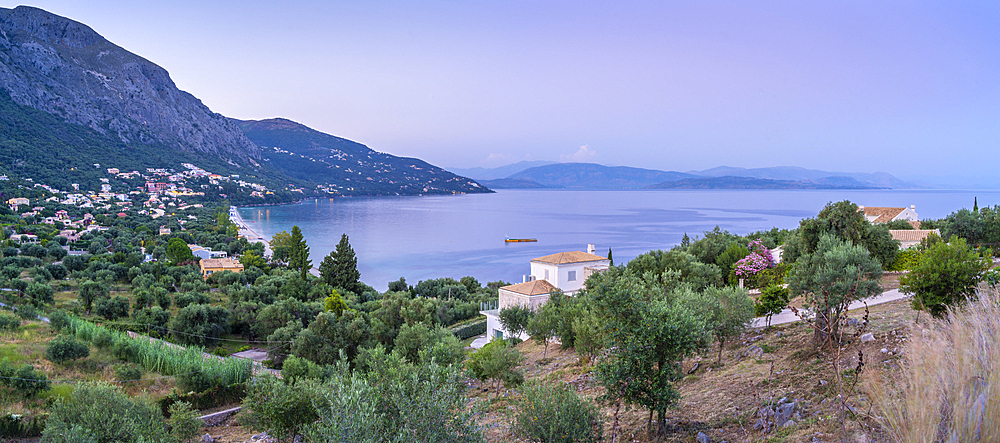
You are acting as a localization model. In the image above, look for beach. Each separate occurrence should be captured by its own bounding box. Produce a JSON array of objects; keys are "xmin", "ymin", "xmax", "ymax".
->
[{"xmin": 230, "ymin": 207, "xmax": 271, "ymax": 257}]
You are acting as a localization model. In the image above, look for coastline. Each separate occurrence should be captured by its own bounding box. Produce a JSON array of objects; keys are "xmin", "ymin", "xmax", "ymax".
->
[{"xmin": 230, "ymin": 207, "xmax": 272, "ymax": 257}]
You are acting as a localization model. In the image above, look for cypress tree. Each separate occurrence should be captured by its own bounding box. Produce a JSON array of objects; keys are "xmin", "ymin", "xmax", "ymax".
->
[
  {"xmin": 288, "ymin": 225, "xmax": 311, "ymax": 280},
  {"xmin": 319, "ymin": 233, "xmax": 361, "ymax": 294}
]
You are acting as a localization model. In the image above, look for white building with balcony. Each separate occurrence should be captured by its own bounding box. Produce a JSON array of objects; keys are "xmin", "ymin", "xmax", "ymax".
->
[{"xmin": 481, "ymin": 244, "xmax": 609, "ymax": 342}]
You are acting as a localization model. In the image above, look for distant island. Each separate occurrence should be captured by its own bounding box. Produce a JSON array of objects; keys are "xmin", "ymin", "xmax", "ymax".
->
[
  {"xmin": 645, "ymin": 176, "xmax": 886, "ymax": 190},
  {"xmin": 452, "ymin": 162, "xmax": 910, "ymax": 190}
]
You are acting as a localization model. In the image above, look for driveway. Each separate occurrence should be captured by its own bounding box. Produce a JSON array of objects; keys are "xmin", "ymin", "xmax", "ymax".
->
[{"xmin": 751, "ymin": 288, "xmax": 910, "ymax": 328}]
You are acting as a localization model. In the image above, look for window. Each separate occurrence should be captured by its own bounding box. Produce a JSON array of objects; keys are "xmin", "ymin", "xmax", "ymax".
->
[
  {"xmin": 495, "ymin": 330, "xmax": 504, "ymax": 339},
  {"xmin": 544, "ymin": 269, "xmax": 549, "ymax": 280},
  {"xmin": 568, "ymin": 270, "xmax": 576, "ymax": 281}
]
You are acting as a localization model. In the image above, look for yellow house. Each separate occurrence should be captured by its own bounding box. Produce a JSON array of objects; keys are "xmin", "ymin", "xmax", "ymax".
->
[{"xmin": 199, "ymin": 258, "xmax": 244, "ymax": 278}]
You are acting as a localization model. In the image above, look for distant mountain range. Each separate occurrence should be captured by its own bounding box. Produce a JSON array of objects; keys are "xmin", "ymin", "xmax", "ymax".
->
[
  {"xmin": 237, "ymin": 118, "xmax": 488, "ymax": 196},
  {"xmin": 646, "ymin": 176, "xmax": 881, "ymax": 190},
  {"xmin": 0, "ymin": 6, "xmax": 487, "ymax": 199},
  {"xmin": 455, "ymin": 163, "xmax": 917, "ymax": 190}
]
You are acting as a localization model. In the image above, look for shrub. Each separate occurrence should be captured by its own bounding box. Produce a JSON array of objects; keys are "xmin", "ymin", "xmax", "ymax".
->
[
  {"xmin": 9, "ymin": 364, "xmax": 50, "ymax": 396},
  {"xmin": 41, "ymin": 383, "xmax": 169, "ymax": 443},
  {"xmin": 167, "ymin": 401, "xmax": 204, "ymax": 442},
  {"xmin": 46, "ymin": 335, "xmax": 90, "ymax": 364},
  {"xmin": 48, "ymin": 309, "xmax": 70, "ymax": 331},
  {"xmin": 755, "ymin": 284, "xmax": 790, "ymax": 328},
  {"xmin": 281, "ymin": 355, "xmax": 326, "ymax": 384},
  {"xmin": 465, "ymin": 340, "xmax": 524, "ymax": 396},
  {"xmin": 514, "ymin": 383, "xmax": 603, "ymax": 443},
  {"xmin": 452, "ymin": 319, "xmax": 486, "ymax": 340},
  {"xmin": 0, "ymin": 314, "xmax": 20, "ymax": 331},
  {"xmin": 92, "ymin": 328, "xmax": 114, "ymax": 349},
  {"xmin": 241, "ymin": 375, "xmax": 321, "ymax": 438},
  {"xmin": 15, "ymin": 304, "xmax": 38, "ymax": 320},
  {"xmin": 887, "ymin": 248, "xmax": 920, "ymax": 272},
  {"xmin": 901, "ymin": 238, "xmax": 990, "ymax": 317},
  {"xmin": 114, "ymin": 364, "xmax": 143, "ymax": 383}
]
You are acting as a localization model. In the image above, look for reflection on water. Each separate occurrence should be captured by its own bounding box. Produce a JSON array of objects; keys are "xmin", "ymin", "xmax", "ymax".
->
[{"xmin": 239, "ymin": 189, "xmax": 997, "ymax": 291}]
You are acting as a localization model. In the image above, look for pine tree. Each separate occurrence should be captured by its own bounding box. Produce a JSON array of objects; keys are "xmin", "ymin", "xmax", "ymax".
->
[
  {"xmin": 607, "ymin": 247, "xmax": 613, "ymax": 266},
  {"xmin": 288, "ymin": 225, "xmax": 311, "ymax": 280},
  {"xmin": 319, "ymin": 234, "xmax": 361, "ymax": 294}
]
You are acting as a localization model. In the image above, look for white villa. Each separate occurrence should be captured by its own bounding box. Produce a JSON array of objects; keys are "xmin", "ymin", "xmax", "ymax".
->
[
  {"xmin": 482, "ymin": 244, "xmax": 610, "ymax": 341},
  {"xmin": 859, "ymin": 205, "xmax": 919, "ymax": 225}
]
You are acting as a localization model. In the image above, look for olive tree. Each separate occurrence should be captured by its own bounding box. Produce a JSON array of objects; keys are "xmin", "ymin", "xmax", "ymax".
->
[{"xmin": 787, "ymin": 233, "xmax": 882, "ymax": 346}]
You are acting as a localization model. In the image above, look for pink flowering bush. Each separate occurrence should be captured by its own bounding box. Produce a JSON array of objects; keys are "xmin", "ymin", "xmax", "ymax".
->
[{"xmin": 734, "ymin": 239, "xmax": 774, "ymax": 280}]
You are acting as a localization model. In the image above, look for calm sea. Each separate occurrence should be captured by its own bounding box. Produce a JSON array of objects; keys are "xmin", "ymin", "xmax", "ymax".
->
[{"xmin": 238, "ymin": 189, "xmax": 999, "ymax": 292}]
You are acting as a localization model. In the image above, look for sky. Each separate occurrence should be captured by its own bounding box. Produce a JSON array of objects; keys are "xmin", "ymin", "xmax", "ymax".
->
[{"xmin": 3, "ymin": 1, "xmax": 1000, "ymax": 184}]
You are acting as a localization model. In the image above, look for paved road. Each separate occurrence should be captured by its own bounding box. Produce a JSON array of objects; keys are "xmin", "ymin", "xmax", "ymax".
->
[{"xmin": 751, "ymin": 288, "xmax": 910, "ymax": 328}]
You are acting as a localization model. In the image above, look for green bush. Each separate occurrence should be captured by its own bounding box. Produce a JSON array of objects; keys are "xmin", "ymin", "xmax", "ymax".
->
[
  {"xmin": 452, "ymin": 319, "xmax": 486, "ymax": 340},
  {"xmin": 754, "ymin": 284, "xmax": 790, "ymax": 326},
  {"xmin": 755, "ymin": 263, "xmax": 789, "ymax": 289},
  {"xmin": 46, "ymin": 335, "xmax": 90, "ymax": 364},
  {"xmin": 281, "ymin": 355, "xmax": 325, "ymax": 384},
  {"xmin": 114, "ymin": 364, "xmax": 143, "ymax": 383},
  {"xmin": 0, "ymin": 313, "xmax": 20, "ymax": 331},
  {"xmin": 92, "ymin": 329, "xmax": 114, "ymax": 349},
  {"xmin": 514, "ymin": 383, "xmax": 603, "ymax": 443},
  {"xmin": 887, "ymin": 248, "xmax": 920, "ymax": 272},
  {"xmin": 48, "ymin": 309, "xmax": 70, "ymax": 331},
  {"xmin": 15, "ymin": 304, "xmax": 38, "ymax": 320},
  {"xmin": 241, "ymin": 375, "xmax": 321, "ymax": 438},
  {"xmin": 167, "ymin": 401, "xmax": 204, "ymax": 443},
  {"xmin": 9, "ymin": 365, "xmax": 50, "ymax": 396},
  {"xmin": 41, "ymin": 383, "xmax": 170, "ymax": 443}
]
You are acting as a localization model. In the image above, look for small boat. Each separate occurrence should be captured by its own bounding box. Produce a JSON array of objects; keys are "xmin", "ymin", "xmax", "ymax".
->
[{"xmin": 505, "ymin": 237, "xmax": 537, "ymax": 243}]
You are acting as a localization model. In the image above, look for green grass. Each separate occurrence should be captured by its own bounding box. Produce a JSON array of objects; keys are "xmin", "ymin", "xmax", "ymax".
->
[
  {"xmin": 40, "ymin": 384, "xmax": 74, "ymax": 402},
  {"xmin": 0, "ymin": 344, "xmax": 31, "ymax": 364}
]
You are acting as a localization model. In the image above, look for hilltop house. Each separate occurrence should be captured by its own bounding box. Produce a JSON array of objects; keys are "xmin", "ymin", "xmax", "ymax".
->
[
  {"xmin": 859, "ymin": 205, "xmax": 919, "ymax": 226},
  {"xmin": 482, "ymin": 244, "xmax": 610, "ymax": 341}
]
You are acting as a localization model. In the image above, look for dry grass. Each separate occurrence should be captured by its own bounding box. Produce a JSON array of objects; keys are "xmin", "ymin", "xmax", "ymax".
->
[{"xmin": 867, "ymin": 283, "xmax": 1000, "ymax": 443}]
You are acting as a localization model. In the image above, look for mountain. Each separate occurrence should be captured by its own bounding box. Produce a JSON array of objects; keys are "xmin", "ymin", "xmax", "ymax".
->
[
  {"xmin": 506, "ymin": 163, "xmax": 698, "ymax": 189},
  {"xmin": 237, "ymin": 118, "xmax": 489, "ymax": 196},
  {"xmin": 691, "ymin": 166, "xmax": 916, "ymax": 189},
  {"xmin": 0, "ymin": 6, "xmax": 486, "ymax": 198},
  {"xmin": 446, "ymin": 161, "xmax": 557, "ymax": 180},
  {"xmin": 646, "ymin": 176, "xmax": 884, "ymax": 190},
  {"xmin": 476, "ymin": 178, "xmax": 550, "ymax": 189},
  {"xmin": 0, "ymin": 6, "xmax": 258, "ymax": 163}
]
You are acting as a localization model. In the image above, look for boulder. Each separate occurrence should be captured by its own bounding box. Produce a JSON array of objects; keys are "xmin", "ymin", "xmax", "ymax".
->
[
  {"xmin": 744, "ymin": 345, "xmax": 764, "ymax": 358},
  {"xmin": 861, "ymin": 333, "xmax": 875, "ymax": 343},
  {"xmin": 696, "ymin": 431, "xmax": 712, "ymax": 443}
]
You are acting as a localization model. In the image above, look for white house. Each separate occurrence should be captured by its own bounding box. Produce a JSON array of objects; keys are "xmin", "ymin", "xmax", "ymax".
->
[
  {"xmin": 481, "ymin": 244, "xmax": 610, "ymax": 341},
  {"xmin": 188, "ymin": 244, "xmax": 228, "ymax": 260},
  {"xmin": 858, "ymin": 205, "xmax": 919, "ymax": 225}
]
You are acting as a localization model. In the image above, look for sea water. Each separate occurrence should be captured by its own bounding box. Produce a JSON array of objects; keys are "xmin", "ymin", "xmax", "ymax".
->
[{"xmin": 238, "ymin": 189, "xmax": 999, "ymax": 291}]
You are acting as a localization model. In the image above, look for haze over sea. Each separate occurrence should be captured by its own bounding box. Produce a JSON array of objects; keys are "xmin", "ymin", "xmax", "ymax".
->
[{"xmin": 239, "ymin": 189, "xmax": 998, "ymax": 291}]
